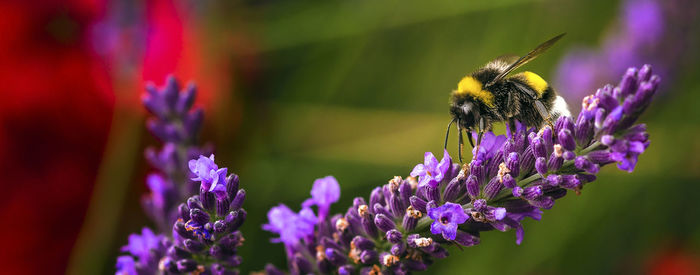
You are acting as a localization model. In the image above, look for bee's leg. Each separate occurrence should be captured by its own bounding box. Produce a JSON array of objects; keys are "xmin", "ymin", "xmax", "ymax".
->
[
  {"xmin": 458, "ymin": 125, "xmax": 464, "ymax": 163},
  {"xmin": 466, "ymin": 130, "xmax": 475, "ymax": 149},
  {"xmin": 534, "ymin": 100, "xmax": 554, "ymax": 129},
  {"xmin": 506, "ymin": 118, "xmax": 517, "ymax": 140},
  {"xmin": 474, "ymin": 131, "xmax": 484, "ymax": 160},
  {"xmin": 444, "ymin": 118, "xmax": 456, "ymax": 150},
  {"xmin": 474, "ymin": 117, "xmax": 485, "ymax": 159}
]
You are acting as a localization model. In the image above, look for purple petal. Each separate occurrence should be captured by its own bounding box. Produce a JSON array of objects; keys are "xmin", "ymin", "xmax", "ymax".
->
[
  {"xmin": 442, "ymin": 223, "xmax": 457, "ymax": 240},
  {"xmin": 410, "ymin": 164, "xmax": 426, "ymax": 178},
  {"xmin": 430, "ymin": 222, "xmax": 443, "ymax": 235},
  {"xmin": 310, "ymin": 176, "xmax": 341, "ymax": 209},
  {"xmin": 492, "ymin": 207, "xmax": 506, "ymax": 220},
  {"xmin": 424, "ymin": 152, "xmax": 439, "ymax": 170},
  {"xmin": 515, "ymin": 225, "xmax": 524, "ymax": 245},
  {"xmin": 629, "ymin": 141, "xmax": 645, "ymax": 153},
  {"xmin": 436, "ymin": 150, "xmax": 452, "ymax": 181}
]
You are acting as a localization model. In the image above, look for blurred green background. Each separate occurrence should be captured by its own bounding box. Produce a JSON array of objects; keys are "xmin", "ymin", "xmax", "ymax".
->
[{"xmin": 81, "ymin": 0, "xmax": 700, "ymax": 274}]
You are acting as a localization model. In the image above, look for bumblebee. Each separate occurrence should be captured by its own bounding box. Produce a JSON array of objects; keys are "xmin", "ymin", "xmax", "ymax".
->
[{"xmin": 446, "ymin": 34, "xmax": 571, "ymax": 162}]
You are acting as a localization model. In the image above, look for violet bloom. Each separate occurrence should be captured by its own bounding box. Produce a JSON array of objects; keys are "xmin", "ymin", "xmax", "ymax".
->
[
  {"xmin": 428, "ymin": 202, "xmax": 469, "ymax": 240},
  {"xmin": 141, "ymin": 76, "xmax": 211, "ymax": 233},
  {"xmin": 623, "ymin": 0, "xmax": 664, "ymax": 44},
  {"xmin": 602, "ymin": 129, "xmax": 649, "ymax": 172},
  {"xmin": 116, "ymin": 228, "xmax": 168, "ymax": 275},
  {"xmin": 472, "ymin": 131, "xmax": 507, "ymax": 161},
  {"xmin": 163, "ymin": 158, "xmax": 247, "ymax": 274},
  {"xmin": 467, "ymin": 199, "xmax": 506, "ymax": 223},
  {"xmin": 143, "ymin": 76, "xmax": 203, "ymax": 143},
  {"xmin": 145, "ymin": 174, "xmax": 166, "ymax": 210},
  {"xmin": 208, "ymin": 167, "xmax": 230, "ymax": 199},
  {"xmin": 115, "ymin": 256, "xmax": 136, "ymax": 275},
  {"xmin": 302, "ymin": 176, "xmax": 341, "ymax": 219},
  {"xmin": 188, "ymin": 154, "xmax": 219, "ymax": 188},
  {"xmin": 554, "ymin": 0, "xmax": 692, "ymax": 106},
  {"xmin": 410, "ymin": 150, "xmax": 452, "ymax": 188},
  {"xmin": 121, "ymin": 227, "xmax": 164, "ymax": 257},
  {"xmin": 118, "ymin": 155, "xmax": 247, "ymax": 275},
  {"xmin": 263, "ymin": 204, "xmax": 317, "ymax": 246}
]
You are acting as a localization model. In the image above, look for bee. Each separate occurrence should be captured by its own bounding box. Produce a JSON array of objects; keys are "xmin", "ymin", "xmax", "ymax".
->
[{"xmin": 446, "ymin": 33, "xmax": 571, "ymax": 162}]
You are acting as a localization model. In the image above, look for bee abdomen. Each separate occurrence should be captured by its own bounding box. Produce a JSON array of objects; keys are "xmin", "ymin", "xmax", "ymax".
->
[{"xmin": 513, "ymin": 71, "xmax": 548, "ymax": 98}]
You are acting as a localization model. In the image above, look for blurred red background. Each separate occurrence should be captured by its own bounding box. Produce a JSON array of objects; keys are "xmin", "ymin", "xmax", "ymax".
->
[{"xmin": 0, "ymin": 0, "xmax": 225, "ymax": 273}]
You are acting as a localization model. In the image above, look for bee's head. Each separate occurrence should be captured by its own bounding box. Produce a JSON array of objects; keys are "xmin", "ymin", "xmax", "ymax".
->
[{"xmin": 450, "ymin": 101, "xmax": 479, "ymax": 131}]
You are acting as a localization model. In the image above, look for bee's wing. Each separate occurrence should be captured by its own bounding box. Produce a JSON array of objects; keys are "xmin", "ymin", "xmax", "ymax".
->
[
  {"xmin": 492, "ymin": 54, "xmax": 519, "ymax": 65},
  {"xmin": 486, "ymin": 33, "xmax": 566, "ymax": 87}
]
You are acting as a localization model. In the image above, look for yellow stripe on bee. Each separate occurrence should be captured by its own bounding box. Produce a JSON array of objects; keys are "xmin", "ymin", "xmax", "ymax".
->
[
  {"xmin": 518, "ymin": 71, "xmax": 548, "ymax": 97},
  {"xmin": 456, "ymin": 76, "xmax": 495, "ymax": 108}
]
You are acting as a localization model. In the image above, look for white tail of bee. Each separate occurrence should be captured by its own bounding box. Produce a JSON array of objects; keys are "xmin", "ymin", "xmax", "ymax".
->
[{"xmin": 552, "ymin": 96, "xmax": 571, "ymax": 118}]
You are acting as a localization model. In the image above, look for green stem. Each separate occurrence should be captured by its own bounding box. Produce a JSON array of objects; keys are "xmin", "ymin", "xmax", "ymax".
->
[
  {"xmin": 579, "ymin": 141, "xmax": 602, "ymax": 155},
  {"xmin": 413, "ymin": 216, "xmax": 433, "ymax": 233}
]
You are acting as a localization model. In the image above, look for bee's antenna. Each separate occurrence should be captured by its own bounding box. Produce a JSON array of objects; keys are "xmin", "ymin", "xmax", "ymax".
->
[{"xmin": 444, "ymin": 118, "xmax": 457, "ymax": 150}]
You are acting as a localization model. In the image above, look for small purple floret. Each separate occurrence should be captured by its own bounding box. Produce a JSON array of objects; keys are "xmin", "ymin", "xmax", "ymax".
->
[
  {"xmin": 302, "ymin": 176, "xmax": 341, "ymax": 218},
  {"xmin": 188, "ymin": 154, "xmax": 219, "ymax": 189},
  {"xmin": 428, "ymin": 202, "xmax": 469, "ymax": 240},
  {"xmin": 410, "ymin": 150, "xmax": 452, "ymax": 188},
  {"xmin": 262, "ymin": 204, "xmax": 317, "ymax": 246}
]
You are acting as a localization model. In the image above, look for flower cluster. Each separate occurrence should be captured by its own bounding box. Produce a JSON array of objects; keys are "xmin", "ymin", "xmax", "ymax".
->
[
  {"xmin": 116, "ymin": 228, "xmax": 170, "ymax": 275},
  {"xmin": 554, "ymin": 0, "xmax": 693, "ymax": 104},
  {"xmin": 262, "ymin": 176, "xmax": 340, "ymax": 271},
  {"xmin": 116, "ymin": 154, "xmax": 247, "ymax": 274},
  {"xmin": 262, "ymin": 65, "xmax": 658, "ymax": 274},
  {"xmin": 142, "ymin": 76, "xmax": 211, "ymax": 233},
  {"xmin": 161, "ymin": 155, "xmax": 246, "ymax": 274},
  {"xmin": 116, "ymin": 76, "xmax": 246, "ymax": 274}
]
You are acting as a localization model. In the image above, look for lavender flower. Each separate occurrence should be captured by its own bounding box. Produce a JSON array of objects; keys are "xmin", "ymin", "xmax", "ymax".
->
[
  {"xmin": 302, "ymin": 176, "xmax": 341, "ymax": 219},
  {"xmin": 162, "ymin": 154, "xmax": 246, "ymax": 274},
  {"xmin": 143, "ymin": 76, "xmax": 202, "ymax": 143},
  {"xmin": 188, "ymin": 154, "xmax": 220, "ymax": 188},
  {"xmin": 116, "ymin": 154, "xmax": 247, "ymax": 275},
  {"xmin": 115, "ymin": 256, "xmax": 137, "ymax": 275},
  {"xmin": 410, "ymin": 150, "xmax": 452, "ymax": 188},
  {"xmin": 115, "ymin": 228, "xmax": 169, "ymax": 275},
  {"xmin": 263, "ymin": 204, "xmax": 317, "ymax": 246},
  {"xmin": 554, "ymin": 0, "xmax": 693, "ymax": 106},
  {"xmin": 142, "ymin": 76, "xmax": 211, "ymax": 233},
  {"xmin": 428, "ymin": 202, "xmax": 469, "ymax": 240},
  {"xmin": 264, "ymin": 65, "xmax": 658, "ymax": 274}
]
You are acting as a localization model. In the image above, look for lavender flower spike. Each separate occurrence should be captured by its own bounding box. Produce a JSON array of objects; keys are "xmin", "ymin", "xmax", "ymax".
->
[
  {"xmin": 118, "ymin": 65, "xmax": 659, "ymax": 275},
  {"xmin": 117, "ymin": 155, "xmax": 248, "ymax": 275},
  {"xmin": 264, "ymin": 65, "xmax": 658, "ymax": 275},
  {"xmin": 115, "ymin": 228, "xmax": 169, "ymax": 275},
  {"xmin": 142, "ymin": 76, "xmax": 211, "ymax": 233}
]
